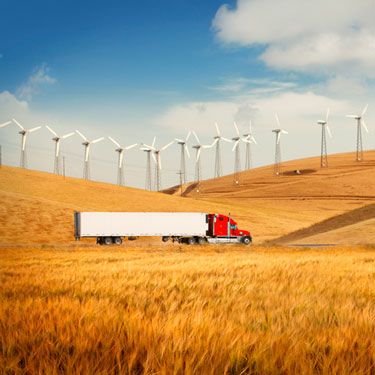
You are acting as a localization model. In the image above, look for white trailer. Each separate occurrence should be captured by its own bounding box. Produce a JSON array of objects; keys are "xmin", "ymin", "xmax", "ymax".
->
[{"xmin": 74, "ymin": 212, "xmax": 208, "ymax": 245}]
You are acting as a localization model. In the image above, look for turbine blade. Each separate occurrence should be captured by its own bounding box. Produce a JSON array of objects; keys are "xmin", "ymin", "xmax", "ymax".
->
[
  {"xmin": 196, "ymin": 148, "xmax": 201, "ymax": 161},
  {"xmin": 175, "ymin": 138, "xmax": 184, "ymax": 143},
  {"xmin": 185, "ymin": 144, "xmax": 190, "ymax": 158},
  {"xmin": 142, "ymin": 143, "xmax": 155, "ymax": 150},
  {"xmin": 232, "ymin": 140, "xmax": 239, "ymax": 151},
  {"xmin": 75, "ymin": 130, "xmax": 87, "ymax": 141},
  {"xmin": 46, "ymin": 125, "xmax": 58, "ymax": 136},
  {"xmin": 326, "ymin": 125, "xmax": 332, "ymax": 138},
  {"xmin": 12, "ymin": 118, "xmax": 25, "ymax": 130},
  {"xmin": 251, "ymin": 135, "xmax": 257, "ymax": 145},
  {"xmin": 28, "ymin": 126, "xmax": 41, "ymax": 133},
  {"xmin": 275, "ymin": 113, "xmax": 281, "ymax": 127},
  {"xmin": 362, "ymin": 120, "xmax": 369, "ymax": 133},
  {"xmin": 185, "ymin": 130, "xmax": 191, "ymax": 142},
  {"xmin": 85, "ymin": 145, "xmax": 90, "ymax": 162},
  {"xmin": 62, "ymin": 132, "xmax": 75, "ymax": 139},
  {"xmin": 22, "ymin": 134, "xmax": 27, "ymax": 150},
  {"xmin": 276, "ymin": 132, "xmax": 281, "ymax": 144},
  {"xmin": 151, "ymin": 152, "xmax": 157, "ymax": 164},
  {"xmin": 281, "ymin": 129, "xmax": 288, "ymax": 134},
  {"xmin": 326, "ymin": 107, "xmax": 330, "ymax": 122},
  {"xmin": 158, "ymin": 155, "xmax": 162, "ymax": 170},
  {"xmin": 125, "ymin": 143, "xmax": 137, "ymax": 150},
  {"xmin": 362, "ymin": 104, "xmax": 368, "ymax": 116},
  {"xmin": 215, "ymin": 122, "xmax": 221, "ymax": 136},
  {"xmin": 108, "ymin": 136, "xmax": 121, "ymax": 148},
  {"xmin": 152, "ymin": 136, "xmax": 156, "ymax": 148},
  {"xmin": 161, "ymin": 141, "xmax": 174, "ymax": 150},
  {"xmin": 192, "ymin": 130, "xmax": 200, "ymax": 143},
  {"xmin": 91, "ymin": 137, "xmax": 104, "ymax": 144},
  {"xmin": 119, "ymin": 152, "xmax": 124, "ymax": 168},
  {"xmin": 0, "ymin": 121, "xmax": 12, "ymax": 128},
  {"xmin": 56, "ymin": 141, "xmax": 60, "ymax": 157},
  {"xmin": 221, "ymin": 137, "xmax": 232, "ymax": 143},
  {"xmin": 346, "ymin": 115, "xmax": 357, "ymax": 118},
  {"xmin": 233, "ymin": 121, "xmax": 240, "ymax": 136}
]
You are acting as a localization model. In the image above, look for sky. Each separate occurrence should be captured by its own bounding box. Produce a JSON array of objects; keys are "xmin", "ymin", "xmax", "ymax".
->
[{"xmin": 0, "ymin": 0, "xmax": 374, "ymax": 189}]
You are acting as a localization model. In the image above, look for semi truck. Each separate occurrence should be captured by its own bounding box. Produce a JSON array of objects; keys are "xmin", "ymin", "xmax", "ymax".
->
[{"xmin": 74, "ymin": 212, "xmax": 252, "ymax": 245}]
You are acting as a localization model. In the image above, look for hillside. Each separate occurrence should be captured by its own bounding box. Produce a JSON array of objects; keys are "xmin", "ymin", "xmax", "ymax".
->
[{"xmin": 0, "ymin": 150, "xmax": 374, "ymax": 245}]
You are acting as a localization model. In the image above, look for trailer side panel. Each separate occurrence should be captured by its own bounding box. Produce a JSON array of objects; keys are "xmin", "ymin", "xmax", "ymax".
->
[{"xmin": 78, "ymin": 212, "xmax": 208, "ymax": 237}]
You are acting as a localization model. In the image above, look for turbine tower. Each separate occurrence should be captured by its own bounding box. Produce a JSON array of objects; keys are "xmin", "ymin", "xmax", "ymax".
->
[
  {"xmin": 191, "ymin": 131, "xmax": 216, "ymax": 192},
  {"xmin": 108, "ymin": 137, "xmax": 137, "ymax": 186},
  {"xmin": 346, "ymin": 104, "xmax": 369, "ymax": 162},
  {"xmin": 175, "ymin": 131, "xmax": 191, "ymax": 184},
  {"xmin": 272, "ymin": 114, "xmax": 288, "ymax": 176},
  {"xmin": 243, "ymin": 121, "xmax": 257, "ymax": 170},
  {"xmin": 317, "ymin": 108, "xmax": 332, "ymax": 168},
  {"xmin": 75, "ymin": 130, "xmax": 104, "ymax": 180},
  {"xmin": 213, "ymin": 122, "xmax": 231, "ymax": 178},
  {"xmin": 12, "ymin": 119, "xmax": 42, "ymax": 168},
  {"xmin": 140, "ymin": 137, "xmax": 156, "ymax": 191},
  {"xmin": 45, "ymin": 126, "xmax": 75, "ymax": 174}
]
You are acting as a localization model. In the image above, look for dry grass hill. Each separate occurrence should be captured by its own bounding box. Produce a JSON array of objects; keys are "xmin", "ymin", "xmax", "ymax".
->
[
  {"xmin": 1, "ymin": 151, "xmax": 375, "ymax": 374},
  {"xmin": 0, "ymin": 150, "xmax": 374, "ymax": 245}
]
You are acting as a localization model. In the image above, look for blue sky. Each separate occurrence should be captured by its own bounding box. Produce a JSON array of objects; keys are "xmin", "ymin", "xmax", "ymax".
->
[{"xmin": 1, "ymin": 0, "xmax": 374, "ymax": 188}]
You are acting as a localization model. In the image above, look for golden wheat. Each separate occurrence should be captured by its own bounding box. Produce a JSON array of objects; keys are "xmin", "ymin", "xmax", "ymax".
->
[{"xmin": 1, "ymin": 245, "xmax": 375, "ymax": 374}]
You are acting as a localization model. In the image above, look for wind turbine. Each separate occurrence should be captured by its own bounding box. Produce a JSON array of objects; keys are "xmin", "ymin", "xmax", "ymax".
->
[
  {"xmin": 346, "ymin": 104, "xmax": 369, "ymax": 162},
  {"xmin": 108, "ymin": 137, "xmax": 137, "ymax": 186},
  {"xmin": 272, "ymin": 114, "xmax": 288, "ymax": 176},
  {"xmin": 45, "ymin": 126, "xmax": 75, "ymax": 175},
  {"xmin": 141, "ymin": 138, "xmax": 173, "ymax": 191},
  {"xmin": 12, "ymin": 119, "xmax": 42, "ymax": 168},
  {"xmin": 140, "ymin": 136, "xmax": 156, "ymax": 191},
  {"xmin": 231, "ymin": 122, "xmax": 246, "ymax": 185},
  {"xmin": 243, "ymin": 121, "xmax": 257, "ymax": 170},
  {"xmin": 317, "ymin": 108, "xmax": 332, "ymax": 168},
  {"xmin": 191, "ymin": 131, "xmax": 216, "ymax": 192},
  {"xmin": 75, "ymin": 130, "xmax": 104, "ymax": 180},
  {"xmin": 175, "ymin": 131, "xmax": 191, "ymax": 184},
  {"xmin": 213, "ymin": 122, "xmax": 232, "ymax": 178}
]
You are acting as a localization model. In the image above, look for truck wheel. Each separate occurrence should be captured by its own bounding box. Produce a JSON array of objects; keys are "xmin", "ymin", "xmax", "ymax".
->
[
  {"xmin": 187, "ymin": 237, "xmax": 196, "ymax": 245},
  {"xmin": 197, "ymin": 237, "xmax": 206, "ymax": 245},
  {"xmin": 104, "ymin": 237, "xmax": 113, "ymax": 246},
  {"xmin": 113, "ymin": 237, "xmax": 122, "ymax": 245},
  {"xmin": 242, "ymin": 236, "xmax": 251, "ymax": 245},
  {"xmin": 162, "ymin": 236, "xmax": 170, "ymax": 242}
]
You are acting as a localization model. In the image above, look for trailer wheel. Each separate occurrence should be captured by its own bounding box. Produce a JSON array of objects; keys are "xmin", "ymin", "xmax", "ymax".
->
[
  {"xmin": 104, "ymin": 237, "xmax": 113, "ymax": 246},
  {"xmin": 197, "ymin": 237, "xmax": 206, "ymax": 245},
  {"xmin": 162, "ymin": 236, "xmax": 170, "ymax": 242},
  {"xmin": 187, "ymin": 237, "xmax": 196, "ymax": 245},
  {"xmin": 242, "ymin": 236, "xmax": 251, "ymax": 245},
  {"xmin": 113, "ymin": 237, "xmax": 122, "ymax": 245}
]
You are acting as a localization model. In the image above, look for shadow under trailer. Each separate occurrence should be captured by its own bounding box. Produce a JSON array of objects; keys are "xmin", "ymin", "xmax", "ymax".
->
[{"xmin": 74, "ymin": 212, "xmax": 252, "ymax": 245}]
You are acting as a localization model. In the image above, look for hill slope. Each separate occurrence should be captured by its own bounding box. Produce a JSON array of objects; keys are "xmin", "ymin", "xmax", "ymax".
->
[{"xmin": 0, "ymin": 150, "xmax": 374, "ymax": 245}]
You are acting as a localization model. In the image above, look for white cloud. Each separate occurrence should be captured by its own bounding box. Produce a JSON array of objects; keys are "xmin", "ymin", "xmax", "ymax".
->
[
  {"xmin": 18, "ymin": 63, "xmax": 56, "ymax": 101},
  {"xmin": 0, "ymin": 91, "xmax": 29, "ymax": 115},
  {"xmin": 155, "ymin": 90, "xmax": 348, "ymax": 136},
  {"xmin": 212, "ymin": 0, "xmax": 375, "ymax": 74}
]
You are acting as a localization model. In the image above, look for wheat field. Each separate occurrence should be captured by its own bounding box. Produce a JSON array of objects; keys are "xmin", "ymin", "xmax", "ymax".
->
[{"xmin": 1, "ymin": 245, "xmax": 375, "ymax": 374}]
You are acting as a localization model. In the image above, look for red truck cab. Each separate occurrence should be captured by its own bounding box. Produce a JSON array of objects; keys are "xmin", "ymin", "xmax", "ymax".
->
[{"xmin": 207, "ymin": 213, "xmax": 252, "ymax": 244}]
